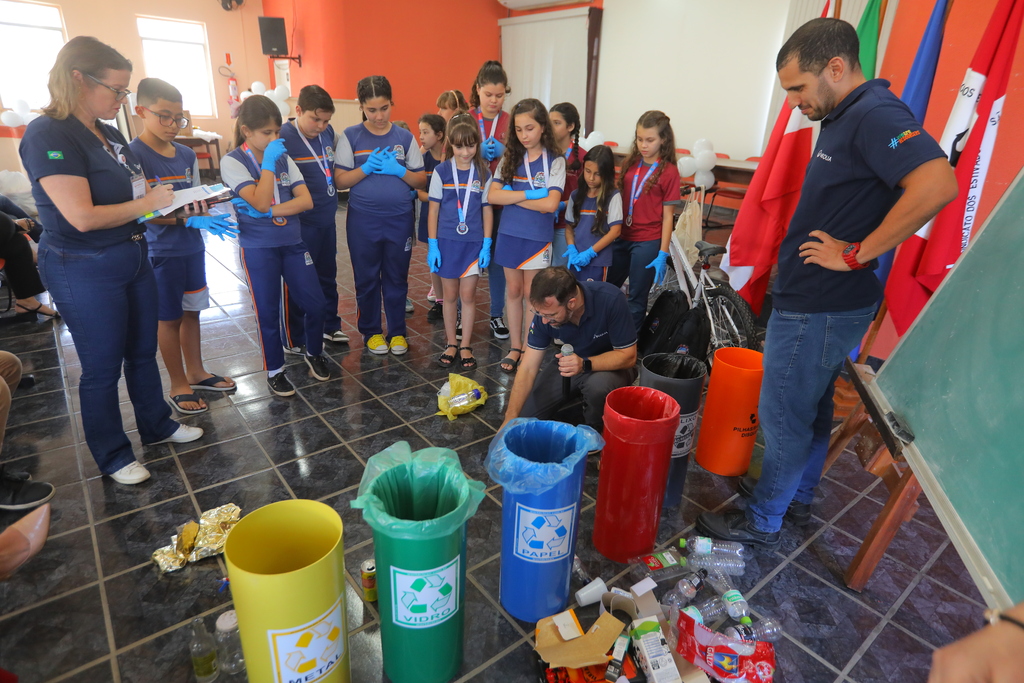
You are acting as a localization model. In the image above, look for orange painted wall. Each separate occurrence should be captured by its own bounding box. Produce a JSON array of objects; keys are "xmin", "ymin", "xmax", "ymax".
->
[{"xmin": 260, "ymin": 0, "xmax": 506, "ymax": 125}]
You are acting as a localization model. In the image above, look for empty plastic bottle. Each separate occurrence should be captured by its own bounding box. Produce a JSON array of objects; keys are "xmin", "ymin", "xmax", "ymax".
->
[
  {"xmin": 681, "ymin": 535, "xmax": 746, "ymax": 559},
  {"xmin": 683, "ymin": 552, "xmax": 746, "ymax": 576},
  {"xmin": 189, "ymin": 617, "xmax": 219, "ymax": 683},
  {"xmin": 706, "ymin": 570, "xmax": 750, "ymax": 619},
  {"xmin": 448, "ymin": 388, "xmax": 482, "ymax": 408},
  {"xmin": 215, "ymin": 610, "xmax": 245, "ymax": 675},
  {"xmin": 628, "ymin": 547, "xmax": 688, "ymax": 583},
  {"xmin": 680, "ymin": 595, "xmax": 727, "ymax": 625},
  {"xmin": 571, "ymin": 555, "xmax": 592, "ymax": 585},
  {"xmin": 724, "ymin": 616, "xmax": 783, "ymax": 643},
  {"xmin": 675, "ymin": 568, "xmax": 709, "ymax": 600}
]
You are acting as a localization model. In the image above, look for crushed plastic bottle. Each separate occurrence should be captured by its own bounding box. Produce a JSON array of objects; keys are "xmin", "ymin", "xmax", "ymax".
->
[
  {"xmin": 724, "ymin": 616, "xmax": 783, "ymax": 643},
  {"xmin": 628, "ymin": 547, "xmax": 688, "ymax": 583},
  {"xmin": 680, "ymin": 595, "xmax": 727, "ymax": 625},
  {"xmin": 675, "ymin": 568, "xmax": 708, "ymax": 600},
  {"xmin": 683, "ymin": 552, "xmax": 746, "ymax": 576},
  {"xmin": 706, "ymin": 569, "xmax": 750, "ymax": 619},
  {"xmin": 681, "ymin": 535, "xmax": 746, "ymax": 559},
  {"xmin": 571, "ymin": 555, "xmax": 592, "ymax": 585}
]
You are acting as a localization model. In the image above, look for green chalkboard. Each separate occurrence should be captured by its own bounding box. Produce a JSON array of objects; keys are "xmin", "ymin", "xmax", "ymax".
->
[{"xmin": 873, "ymin": 170, "xmax": 1024, "ymax": 607}]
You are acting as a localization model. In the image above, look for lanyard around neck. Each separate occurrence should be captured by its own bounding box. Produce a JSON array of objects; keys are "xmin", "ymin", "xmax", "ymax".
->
[
  {"xmin": 242, "ymin": 143, "xmax": 280, "ymax": 206},
  {"xmin": 295, "ymin": 123, "xmax": 335, "ymax": 195},
  {"xmin": 523, "ymin": 150, "xmax": 549, "ymax": 191},
  {"xmin": 628, "ymin": 161, "xmax": 657, "ymax": 221},
  {"xmin": 450, "ymin": 159, "xmax": 475, "ymax": 229},
  {"xmin": 475, "ymin": 110, "xmax": 500, "ymax": 140}
]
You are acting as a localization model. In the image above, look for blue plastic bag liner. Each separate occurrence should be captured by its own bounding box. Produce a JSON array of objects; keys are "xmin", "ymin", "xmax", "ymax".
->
[
  {"xmin": 486, "ymin": 419, "xmax": 604, "ymax": 622},
  {"xmin": 485, "ymin": 418, "xmax": 604, "ymax": 495},
  {"xmin": 351, "ymin": 441, "xmax": 485, "ymax": 541}
]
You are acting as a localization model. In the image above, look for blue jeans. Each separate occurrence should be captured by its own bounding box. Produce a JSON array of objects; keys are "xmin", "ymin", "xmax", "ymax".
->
[
  {"xmin": 39, "ymin": 238, "xmax": 178, "ymax": 475},
  {"xmin": 748, "ymin": 305, "xmax": 877, "ymax": 532},
  {"xmin": 608, "ymin": 239, "xmax": 661, "ymax": 330},
  {"xmin": 550, "ymin": 228, "xmax": 569, "ymax": 267}
]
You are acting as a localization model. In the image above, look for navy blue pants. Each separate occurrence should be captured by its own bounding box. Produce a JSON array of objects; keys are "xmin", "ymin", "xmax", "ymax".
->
[
  {"xmin": 282, "ymin": 219, "xmax": 341, "ymax": 346},
  {"xmin": 240, "ymin": 244, "xmax": 325, "ymax": 372},
  {"xmin": 608, "ymin": 238, "xmax": 661, "ymax": 330},
  {"xmin": 39, "ymin": 238, "xmax": 178, "ymax": 475},
  {"xmin": 345, "ymin": 206, "xmax": 412, "ymax": 341}
]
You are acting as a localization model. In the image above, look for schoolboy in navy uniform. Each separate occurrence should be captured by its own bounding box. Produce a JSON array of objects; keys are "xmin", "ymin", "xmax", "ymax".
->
[
  {"xmin": 129, "ymin": 78, "xmax": 236, "ymax": 415},
  {"xmin": 279, "ymin": 84, "xmax": 349, "ymax": 351}
]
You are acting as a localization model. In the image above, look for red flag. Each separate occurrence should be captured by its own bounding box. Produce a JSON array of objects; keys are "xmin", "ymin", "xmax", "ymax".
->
[
  {"xmin": 886, "ymin": 0, "xmax": 1024, "ymax": 334},
  {"xmin": 720, "ymin": 0, "xmax": 828, "ymax": 316}
]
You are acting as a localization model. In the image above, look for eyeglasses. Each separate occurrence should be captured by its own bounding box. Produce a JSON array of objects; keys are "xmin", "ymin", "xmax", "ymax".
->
[
  {"xmin": 86, "ymin": 73, "xmax": 132, "ymax": 101},
  {"xmin": 140, "ymin": 106, "xmax": 190, "ymax": 130}
]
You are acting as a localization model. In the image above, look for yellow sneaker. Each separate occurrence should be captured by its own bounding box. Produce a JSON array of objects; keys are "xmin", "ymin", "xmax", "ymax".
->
[
  {"xmin": 366, "ymin": 334, "xmax": 389, "ymax": 355},
  {"xmin": 389, "ymin": 335, "xmax": 409, "ymax": 356}
]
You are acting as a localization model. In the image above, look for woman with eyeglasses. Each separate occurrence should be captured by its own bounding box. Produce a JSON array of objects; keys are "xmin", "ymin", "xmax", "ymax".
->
[{"xmin": 19, "ymin": 36, "xmax": 203, "ymax": 485}]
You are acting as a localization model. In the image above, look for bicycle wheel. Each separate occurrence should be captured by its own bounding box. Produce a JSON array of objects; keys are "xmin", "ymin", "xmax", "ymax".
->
[{"xmin": 705, "ymin": 280, "xmax": 758, "ymax": 352}]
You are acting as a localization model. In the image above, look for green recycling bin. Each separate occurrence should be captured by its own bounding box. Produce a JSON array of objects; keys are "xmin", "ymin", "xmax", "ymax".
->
[{"xmin": 351, "ymin": 442, "xmax": 485, "ymax": 683}]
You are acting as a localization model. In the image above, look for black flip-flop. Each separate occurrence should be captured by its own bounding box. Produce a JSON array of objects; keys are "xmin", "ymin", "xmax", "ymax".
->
[
  {"xmin": 189, "ymin": 375, "xmax": 235, "ymax": 392},
  {"xmin": 458, "ymin": 346, "xmax": 477, "ymax": 370},
  {"xmin": 170, "ymin": 393, "xmax": 208, "ymax": 415},
  {"xmin": 15, "ymin": 302, "xmax": 59, "ymax": 320},
  {"xmin": 500, "ymin": 348, "xmax": 523, "ymax": 374}
]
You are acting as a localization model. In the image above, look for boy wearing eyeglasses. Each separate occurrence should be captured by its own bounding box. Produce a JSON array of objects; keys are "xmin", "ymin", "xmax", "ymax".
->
[{"xmin": 129, "ymin": 77, "xmax": 235, "ymax": 416}]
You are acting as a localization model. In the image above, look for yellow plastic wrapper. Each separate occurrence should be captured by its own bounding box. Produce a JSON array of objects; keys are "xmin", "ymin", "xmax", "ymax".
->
[
  {"xmin": 436, "ymin": 373, "xmax": 488, "ymax": 420},
  {"xmin": 150, "ymin": 503, "xmax": 242, "ymax": 573}
]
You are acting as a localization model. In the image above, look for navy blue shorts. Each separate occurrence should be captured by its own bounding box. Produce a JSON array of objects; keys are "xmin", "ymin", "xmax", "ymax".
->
[
  {"xmin": 437, "ymin": 239, "xmax": 483, "ymax": 279},
  {"xmin": 150, "ymin": 251, "xmax": 209, "ymax": 321},
  {"xmin": 495, "ymin": 233, "xmax": 552, "ymax": 270}
]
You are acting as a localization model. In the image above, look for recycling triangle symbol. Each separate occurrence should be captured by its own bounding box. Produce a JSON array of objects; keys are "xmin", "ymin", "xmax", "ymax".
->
[
  {"xmin": 522, "ymin": 514, "xmax": 569, "ymax": 550},
  {"xmin": 400, "ymin": 573, "xmax": 454, "ymax": 615}
]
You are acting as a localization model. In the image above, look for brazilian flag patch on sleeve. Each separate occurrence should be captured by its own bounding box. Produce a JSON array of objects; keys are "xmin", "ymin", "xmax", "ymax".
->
[{"xmin": 47, "ymin": 151, "xmax": 63, "ymax": 160}]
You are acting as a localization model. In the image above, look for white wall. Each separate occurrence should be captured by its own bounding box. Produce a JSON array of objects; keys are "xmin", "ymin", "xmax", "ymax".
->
[{"xmin": 594, "ymin": 0, "xmax": 791, "ymax": 160}]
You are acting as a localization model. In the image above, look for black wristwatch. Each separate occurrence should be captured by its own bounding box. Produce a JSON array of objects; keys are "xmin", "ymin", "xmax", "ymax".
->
[{"xmin": 582, "ymin": 358, "xmax": 593, "ymax": 374}]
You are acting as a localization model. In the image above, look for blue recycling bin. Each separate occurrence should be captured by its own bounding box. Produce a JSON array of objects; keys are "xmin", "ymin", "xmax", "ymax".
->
[{"xmin": 485, "ymin": 418, "xmax": 603, "ymax": 622}]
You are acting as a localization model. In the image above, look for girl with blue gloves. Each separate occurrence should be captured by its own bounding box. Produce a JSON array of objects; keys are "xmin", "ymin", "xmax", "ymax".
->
[
  {"xmin": 426, "ymin": 114, "xmax": 494, "ymax": 369},
  {"xmin": 487, "ymin": 98, "xmax": 566, "ymax": 373},
  {"xmin": 335, "ymin": 75, "xmax": 426, "ymax": 356},
  {"xmin": 563, "ymin": 144, "xmax": 623, "ymax": 283},
  {"xmin": 221, "ymin": 95, "xmax": 332, "ymax": 397},
  {"xmin": 607, "ymin": 110, "xmax": 681, "ymax": 329}
]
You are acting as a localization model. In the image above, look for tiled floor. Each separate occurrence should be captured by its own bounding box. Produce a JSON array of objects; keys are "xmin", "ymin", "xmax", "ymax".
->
[{"xmin": 0, "ymin": 206, "xmax": 987, "ymax": 683}]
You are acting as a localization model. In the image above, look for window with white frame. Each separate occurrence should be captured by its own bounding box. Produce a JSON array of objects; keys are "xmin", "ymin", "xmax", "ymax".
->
[
  {"xmin": 137, "ymin": 16, "xmax": 215, "ymax": 118},
  {"xmin": 0, "ymin": 0, "xmax": 65, "ymax": 111}
]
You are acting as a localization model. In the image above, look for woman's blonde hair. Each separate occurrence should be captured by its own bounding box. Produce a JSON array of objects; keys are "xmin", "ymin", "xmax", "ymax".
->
[{"xmin": 42, "ymin": 36, "xmax": 132, "ymax": 120}]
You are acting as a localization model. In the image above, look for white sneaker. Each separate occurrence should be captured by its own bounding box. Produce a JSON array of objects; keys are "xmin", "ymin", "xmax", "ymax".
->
[
  {"xmin": 427, "ymin": 286, "xmax": 436, "ymax": 302},
  {"xmin": 283, "ymin": 344, "xmax": 305, "ymax": 355},
  {"xmin": 109, "ymin": 461, "xmax": 151, "ymax": 485},
  {"xmin": 405, "ymin": 298, "xmax": 415, "ymax": 313},
  {"xmin": 323, "ymin": 330, "xmax": 350, "ymax": 344},
  {"xmin": 147, "ymin": 424, "xmax": 204, "ymax": 445}
]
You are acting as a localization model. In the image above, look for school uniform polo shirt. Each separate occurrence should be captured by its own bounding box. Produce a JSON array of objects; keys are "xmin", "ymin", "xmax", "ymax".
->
[
  {"xmin": 280, "ymin": 120, "xmax": 340, "ymax": 227},
  {"xmin": 498, "ymin": 151, "xmax": 566, "ymax": 242},
  {"xmin": 428, "ymin": 161, "xmax": 493, "ymax": 241},
  {"xmin": 773, "ymin": 79, "xmax": 946, "ymax": 313},
  {"xmin": 336, "ymin": 123, "xmax": 424, "ymax": 217},
  {"xmin": 527, "ymin": 280, "xmax": 637, "ymax": 357},
  {"xmin": 129, "ymin": 139, "xmax": 204, "ymax": 257}
]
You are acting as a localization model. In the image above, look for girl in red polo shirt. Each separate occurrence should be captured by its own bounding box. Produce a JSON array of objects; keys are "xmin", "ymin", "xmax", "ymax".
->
[
  {"xmin": 549, "ymin": 102, "xmax": 586, "ymax": 268},
  {"xmin": 608, "ymin": 110, "xmax": 680, "ymax": 330}
]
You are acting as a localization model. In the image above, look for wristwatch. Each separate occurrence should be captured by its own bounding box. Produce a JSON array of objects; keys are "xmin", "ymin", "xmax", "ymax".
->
[
  {"xmin": 842, "ymin": 242, "xmax": 869, "ymax": 270},
  {"xmin": 582, "ymin": 358, "xmax": 593, "ymax": 374}
]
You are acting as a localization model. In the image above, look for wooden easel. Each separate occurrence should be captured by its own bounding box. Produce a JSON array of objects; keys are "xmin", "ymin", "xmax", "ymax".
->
[{"xmin": 822, "ymin": 358, "xmax": 922, "ymax": 591}]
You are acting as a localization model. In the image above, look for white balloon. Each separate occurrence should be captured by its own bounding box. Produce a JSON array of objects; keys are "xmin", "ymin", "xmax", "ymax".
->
[
  {"xmin": 251, "ymin": 81, "xmax": 267, "ymax": 95},
  {"xmin": 586, "ymin": 131, "xmax": 605, "ymax": 150},
  {"xmin": 12, "ymin": 99, "xmax": 30, "ymax": 117},
  {"xmin": 23, "ymin": 112, "xmax": 40, "ymax": 124},
  {"xmin": 266, "ymin": 89, "xmax": 281, "ymax": 102},
  {"xmin": 274, "ymin": 84, "xmax": 290, "ymax": 100},
  {"xmin": 694, "ymin": 150, "xmax": 717, "ymax": 173},
  {"xmin": 239, "ymin": 90, "xmax": 253, "ymax": 101},
  {"xmin": 694, "ymin": 170, "xmax": 716, "ymax": 188},
  {"xmin": 276, "ymin": 98, "xmax": 290, "ymax": 117},
  {"xmin": 677, "ymin": 156, "xmax": 698, "ymax": 177},
  {"xmin": 1, "ymin": 111, "xmax": 24, "ymax": 127},
  {"xmin": 693, "ymin": 138, "xmax": 714, "ymax": 154}
]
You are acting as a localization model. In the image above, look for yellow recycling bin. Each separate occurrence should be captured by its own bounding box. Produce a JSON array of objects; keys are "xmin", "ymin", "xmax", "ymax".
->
[{"xmin": 224, "ymin": 500, "xmax": 350, "ymax": 683}]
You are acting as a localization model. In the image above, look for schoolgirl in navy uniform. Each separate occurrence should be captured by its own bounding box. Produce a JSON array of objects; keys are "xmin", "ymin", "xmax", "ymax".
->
[
  {"xmin": 417, "ymin": 113, "xmax": 446, "ymax": 321},
  {"xmin": 564, "ymin": 145, "xmax": 622, "ymax": 282},
  {"xmin": 221, "ymin": 95, "xmax": 332, "ymax": 397},
  {"xmin": 608, "ymin": 110, "xmax": 681, "ymax": 329},
  {"xmin": 488, "ymin": 98, "xmax": 565, "ymax": 373},
  {"xmin": 549, "ymin": 102, "xmax": 585, "ymax": 268},
  {"xmin": 426, "ymin": 114, "xmax": 494, "ymax": 370},
  {"xmin": 335, "ymin": 75, "xmax": 426, "ymax": 356},
  {"xmin": 469, "ymin": 61, "xmax": 513, "ymax": 340}
]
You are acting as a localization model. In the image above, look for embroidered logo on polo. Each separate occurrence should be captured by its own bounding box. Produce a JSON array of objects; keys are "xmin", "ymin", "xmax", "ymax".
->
[
  {"xmin": 888, "ymin": 129, "xmax": 921, "ymax": 149},
  {"xmin": 533, "ymin": 172, "xmax": 547, "ymax": 187},
  {"xmin": 47, "ymin": 151, "xmax": 64, "ymax": 160},
  {"xmin": 185, "ymin": 168, "xmax": 193, "ymax": 185},
  {"xmin": 471, "ymin": 180, "xmax": 482, "ymax": 192},
  {"xmin": 392, "ymin": 145, "xmax": 406, "ymax": 161},
  {"xmin": 279, "ymin": 172, "xmax": 291, "ymax": 185},
  {"xmin": 815, "ymin": 150, "xmax": 832, "ymax": 162},
  {"xmin": 326, "ymin": 146, "xmax": 335, "ymax": 163}
]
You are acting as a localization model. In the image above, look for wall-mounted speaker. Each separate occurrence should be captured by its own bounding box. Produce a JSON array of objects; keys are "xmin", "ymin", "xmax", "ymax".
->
[{"xmin": 258, "ymin": 17, "xmax": 288, "ymax": 57}]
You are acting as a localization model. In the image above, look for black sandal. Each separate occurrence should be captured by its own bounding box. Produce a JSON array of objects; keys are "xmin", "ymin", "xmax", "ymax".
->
[
  {"xmin": 500, "ymin": 348, "xmax": 523, "ymax": 374},
  {"xmin": 437, "ymin": 344, "xmax": 458, "ymax": 368},
  {"xmin": 458, "ymin": 346, "xmax": 477, "ymax": 370}
]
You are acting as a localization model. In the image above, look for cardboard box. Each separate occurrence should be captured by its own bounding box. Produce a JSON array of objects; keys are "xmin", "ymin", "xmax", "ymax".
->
[{"xmin": 536, "ymin": 610, "xmax": 626, "ymax": 670}]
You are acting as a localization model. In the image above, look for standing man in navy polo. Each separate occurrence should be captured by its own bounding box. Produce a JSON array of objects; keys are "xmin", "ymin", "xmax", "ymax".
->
[
  {"xmin": 503, "ymin": 266, "xmax": 637, "ymax": 432},
  {"xmin": 698, "ymin": 18, "xmax": 957, "ymax": 547}
]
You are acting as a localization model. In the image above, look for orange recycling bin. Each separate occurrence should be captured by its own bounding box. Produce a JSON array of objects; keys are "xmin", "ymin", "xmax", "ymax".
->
[{"xmin": 695, "ymin": 347, "xmax": 764, "ymax": 476}]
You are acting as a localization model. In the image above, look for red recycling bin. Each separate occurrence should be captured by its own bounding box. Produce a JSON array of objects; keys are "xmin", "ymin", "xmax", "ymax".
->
[{"xmin": 592, "ymin": 386, "xmax": 681, "ymax": 562}]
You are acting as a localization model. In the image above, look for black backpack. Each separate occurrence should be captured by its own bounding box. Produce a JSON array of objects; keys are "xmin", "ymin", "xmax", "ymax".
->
[{"xmin": 639, "ymin": 291, "xmax": 711, "ymax": 364}]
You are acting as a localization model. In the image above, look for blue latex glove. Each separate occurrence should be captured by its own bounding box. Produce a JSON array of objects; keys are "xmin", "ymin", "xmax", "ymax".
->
[
  {"xmin": 502, "ymin": 184, "xmax": 513, "ymax": 191},
  {"xmin": 186, "ymin": 215, "xmax": 240, "ymax": 240},
  {"xmin": 481, "ymin": 139, "xmax": 495, "ymax": 161},
  {"xmin": 261, "ymin": 139, "xmax": 287, "ymax": 172},
  {"xmin": 488, "ymin": 137, "xmax": 506, "ymax": 159},
  {"xmin": 360, "ymin": 147, "xmax": 385, "ymax": 175},
  {"xmin": 575, "ymin": 247, "xmax": 598, "ymax": 268},
  {"xmin": 478, "ymin": 237, "xmax": 492, "ymax": 270},
  {"xmin": 524, "ymin": 188, "xmax": 549, "ymax": 201},
  {"xmin": 378, "ymin": 150, "xmax": 408, "ymax": 178},
  {"xmin": 646, "ymin": 250, "xmax": 670, "ymax": 285},
  {"xmin": 427, "ymin": 238, "xmax": 442, "ymax": 273},
  {"xmin": 230, "ymin": 197, "xmax": 272, "ymax": 219},
  {"xmin": 558, "ymin": 201, "xmax": 566, "ymax": 215},
  {"xmin": 562, "ymin": 244, "xmax": 579, "ymax": 269}
]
